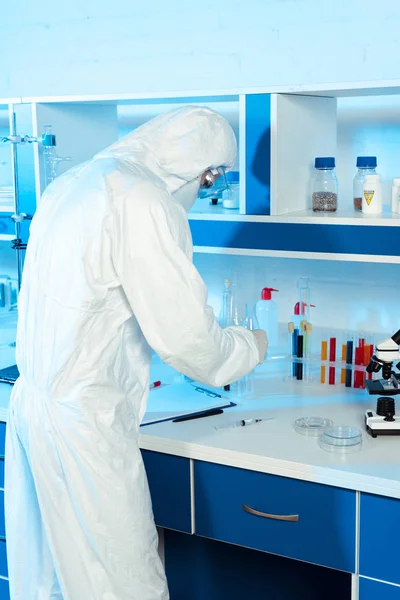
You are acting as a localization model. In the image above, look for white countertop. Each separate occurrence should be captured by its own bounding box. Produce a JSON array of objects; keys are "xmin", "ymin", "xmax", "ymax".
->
[
  {"xmin": 140, "ymin": 375, "xmax": 400, "ymax": 500},
  {"xmin": 2, "ymin": 369, "xmax": 400, "ymax": 499}
]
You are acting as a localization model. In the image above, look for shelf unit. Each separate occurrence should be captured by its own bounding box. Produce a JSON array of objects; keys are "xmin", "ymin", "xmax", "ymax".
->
[{"xmin": 1, "ymin": 79, "xmax": 400, "ymax": 263}]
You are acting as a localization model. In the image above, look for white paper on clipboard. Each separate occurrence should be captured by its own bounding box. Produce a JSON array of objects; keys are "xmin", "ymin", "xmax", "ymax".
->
[{"xmin": 141, "ymin": 383, "xmax": 235, "ymax": 427}]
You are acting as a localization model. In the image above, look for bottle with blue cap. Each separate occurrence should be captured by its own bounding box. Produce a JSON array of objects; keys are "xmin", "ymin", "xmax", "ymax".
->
[
  {"xmin": 312, "ymin": 157, "xmax": 338, "ymax": 212},
  {"xmin": 353, "ymin": 156, "xmax": 377, "ymax": 212}
]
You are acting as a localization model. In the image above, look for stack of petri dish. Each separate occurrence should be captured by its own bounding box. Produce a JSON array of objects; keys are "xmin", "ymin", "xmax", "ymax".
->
[{"xmin": 294, "ymin": 417, "xmax": 363, "ymax": 454}]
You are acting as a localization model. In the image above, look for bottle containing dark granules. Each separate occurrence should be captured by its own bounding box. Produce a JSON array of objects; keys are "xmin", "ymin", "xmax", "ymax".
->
[{"xmin": 312, "ymin": 157, "xmax": 338, "ymax": 212}]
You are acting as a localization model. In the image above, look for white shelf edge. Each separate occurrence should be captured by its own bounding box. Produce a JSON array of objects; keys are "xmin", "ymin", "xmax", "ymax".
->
[
  {"xmin": 0, "ymin": 234, "xmax": 15, "ymax": 241},
  {"xmin": 193, "ymin": 246, "xmax": 400, "ymax": 264},
  {"xmin": 189, "ymin": 211, "xmax": 400, "ymax": 226},
  {"xmin": 19, "ymin": 78, "xmax": 400, "ymax": 105},
  {"xmin": 0, "ymin": 98, "xmax": 22, "ymax": 106}
]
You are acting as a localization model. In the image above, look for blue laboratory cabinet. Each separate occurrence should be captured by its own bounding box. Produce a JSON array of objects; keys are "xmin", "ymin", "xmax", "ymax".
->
[{"xmin": 359, "ymin": 578, "xmax": 400, "ymax": 600}]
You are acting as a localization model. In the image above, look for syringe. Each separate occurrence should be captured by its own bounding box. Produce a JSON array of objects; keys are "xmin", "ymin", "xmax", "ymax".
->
[{"xmin": 215, "ymin": 417, "xmax": 274, "ymax": 430}]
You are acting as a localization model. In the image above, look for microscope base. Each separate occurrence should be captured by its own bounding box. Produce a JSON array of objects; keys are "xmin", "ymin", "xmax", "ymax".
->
[{"xmin": 365, "ymin": 410, "xmax": 400, "ymax": 438}]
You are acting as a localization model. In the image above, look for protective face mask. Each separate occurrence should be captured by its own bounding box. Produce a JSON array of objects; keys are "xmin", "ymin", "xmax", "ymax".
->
[{"xmin": 172, "ymin": 179, "xmax": 201, "ymax": 212}]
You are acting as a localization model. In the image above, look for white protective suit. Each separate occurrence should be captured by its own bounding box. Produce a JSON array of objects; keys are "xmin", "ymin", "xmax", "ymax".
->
[{"xmin": 5, "ymin": 106, "xmax": 261, "ymax": 600}]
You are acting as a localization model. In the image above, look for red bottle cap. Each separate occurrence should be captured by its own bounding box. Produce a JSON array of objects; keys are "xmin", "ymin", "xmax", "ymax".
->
[
  {"xmin": 261, "ymin": 287, "xmax": 279, "ymax": 300},
  {"xmin": 293, "ymin": 302, "xmax": 316, "ymax": 315}
]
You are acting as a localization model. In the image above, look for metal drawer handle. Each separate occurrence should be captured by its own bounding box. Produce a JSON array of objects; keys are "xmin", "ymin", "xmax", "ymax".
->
[{"xmin": 242, "ymin": 504, "xmax": 299, "ymax": 522}]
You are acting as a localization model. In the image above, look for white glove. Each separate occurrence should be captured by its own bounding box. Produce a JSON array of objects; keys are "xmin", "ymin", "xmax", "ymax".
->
[{"xmin": 252, "ymin": 330, "xmax": 268, "ymax": 363}]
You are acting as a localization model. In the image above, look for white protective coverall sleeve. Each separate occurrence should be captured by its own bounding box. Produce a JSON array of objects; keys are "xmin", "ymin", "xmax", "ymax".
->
[{"xmin": 112, "ymin": 180, "xmax": 260, "ymax": 388}]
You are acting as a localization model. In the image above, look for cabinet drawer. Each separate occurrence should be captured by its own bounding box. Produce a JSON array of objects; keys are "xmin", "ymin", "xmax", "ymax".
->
[
  {"xmin": 360, "ymin": 578, "xmax": 400, "ymax": 599},
  {"xmin": 0, "ymin": 577, "xmax": 9, "ymax": 600},
  {"xmin": 142, "ymin": 451, "xmax": 191, "ymax": 533},
  {"xmin": 0, "ymin": 541, "xmax": 7, "ymax": 579},
  {"xmin": 194, "ymin": 462, "xmax": 356, "ymax": 572},
  {"xmin": 360, "ymin": 494, "xmax": 400, "ymax": 584}
]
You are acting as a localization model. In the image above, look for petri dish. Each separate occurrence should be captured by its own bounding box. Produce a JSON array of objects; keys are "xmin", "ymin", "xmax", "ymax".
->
[
  {"xmin": 319, "ymin": 425, "xmax": 363, "ymax": 454},
  {"xmin": 294, "ymin": 416, "xmax": 333, "ymax": 436}
]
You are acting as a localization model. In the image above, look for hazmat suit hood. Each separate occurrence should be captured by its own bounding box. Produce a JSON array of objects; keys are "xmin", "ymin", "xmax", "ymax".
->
[{"xmin": 99, "ymin": 106, "xmax": 237, "ymax": 209}]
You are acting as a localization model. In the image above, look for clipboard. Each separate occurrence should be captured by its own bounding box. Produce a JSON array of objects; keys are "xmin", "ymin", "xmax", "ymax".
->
[{"xmin": 141, "ymin": 383, "xmax": 236, "ymax": 427}]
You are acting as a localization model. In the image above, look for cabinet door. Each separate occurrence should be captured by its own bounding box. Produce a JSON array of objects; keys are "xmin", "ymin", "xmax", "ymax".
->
[
  {"xmin": 142, "ymin": 450, "xmax": 191, "ymax": 533},
  {"xmin": 360, "ymin": 577, "xmax": 400, "ymax": 599},
  {"xmin": 0, "ymin": 540, "xmax": 7, "ymax": 579},
  {"xmin": 360, "ymin": 494, "xmax": 400, "ymax": 585},
  {"xmin": 0, "ymin": 577, "xmax": 9, "ymax": 600}
]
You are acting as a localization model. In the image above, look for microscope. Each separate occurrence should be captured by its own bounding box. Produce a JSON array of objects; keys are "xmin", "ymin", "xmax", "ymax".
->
[{"xmin": 364, "ymin": 329, "xmax": 400, "ymax": 437}]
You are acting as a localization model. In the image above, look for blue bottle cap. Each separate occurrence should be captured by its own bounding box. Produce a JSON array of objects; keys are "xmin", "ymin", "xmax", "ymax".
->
[
  {"xmin": 226, "ymin": 170, "xmax": 239, "ymax": 183},
  {"xmin": 356, "ymin": 156, "xmax": 377, "ymax": 168},
  {"xmin": 42, "ymin": 133, "xmax": 56, "ymax": 147},
  {"xmin": 315, "ymin": 157, "xmax": 335, "ymax": 169}
]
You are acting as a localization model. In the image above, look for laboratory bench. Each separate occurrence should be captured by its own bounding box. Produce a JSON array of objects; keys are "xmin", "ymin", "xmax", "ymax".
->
[{"xmin": 0, "ymin": 378, "xmax": 400, "ymax": 599}]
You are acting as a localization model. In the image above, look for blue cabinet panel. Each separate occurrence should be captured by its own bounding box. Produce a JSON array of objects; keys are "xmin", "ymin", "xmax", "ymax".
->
[
  {"xmin": 245, "ymin": 94, "xmax": 271, "ymax": 215},
  {"xmin": 195, "ymin": 461, "xmax": 356, "ymax": 572},
  {"xmin": 0, "ymin": 541, "xmax": 7, "ymax": 579},
  {"xmin": 360, "ymin": 494, "xmax": 400, "ymax": 584},
  {"xmin": 190, "ymin": 219, "xmax": 400, "ymax": 256},
  {"xmin": 0, "ymin": 423, "xmax": 6, "ymax": 457},
  {"xmin": 142, "ymin": 450, "xmax": 191, "ymax": 533},
  {"xmin": 0, "ymin": 422, "xmax": 5, "ymax": 490},
  {"xmin": 360, "ymin": 578, "xmax": 400, "ymax": 599},
  {"xmin": 0, "ymin": 578, "xmax": 9, "ymax": 600},
  {"xmin": 0, "ymin": 493, "xmax": 4, "ymax": 540},
  {"xmin": 164, "ymin": 530, "xmax": 351, "ymax": 600}
]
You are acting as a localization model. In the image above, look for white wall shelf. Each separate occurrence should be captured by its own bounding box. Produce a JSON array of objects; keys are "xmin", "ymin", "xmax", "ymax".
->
[
  {"xmin": 192, "ymin": 246, "xmax": 400, "ymax": 265},
  {"xmin": 13, "ymin": 77, "xmax": 400, "ymax": 105},
  {"xmin": 1, "ymin": 81, "xmax": 400, "ymax": 265}
]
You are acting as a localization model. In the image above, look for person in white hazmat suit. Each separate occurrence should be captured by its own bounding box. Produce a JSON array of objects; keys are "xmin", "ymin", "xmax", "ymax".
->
[{"xmin": 5, "ymin": 106, "xmax": 268, "ymax": 600}]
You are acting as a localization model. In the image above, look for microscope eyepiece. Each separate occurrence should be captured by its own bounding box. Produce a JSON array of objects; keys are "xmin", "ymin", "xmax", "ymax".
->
[{"xmin": 391, "ymin": 329, "xmax": 400, "ymax": 345}]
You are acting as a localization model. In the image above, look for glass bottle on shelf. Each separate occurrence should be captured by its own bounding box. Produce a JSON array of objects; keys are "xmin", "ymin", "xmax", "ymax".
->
[
  {"xmin": 353, "ymin": 156, "xmax": 377, "ymax": 212},
  {"xmin": 312, "ymin": 157, "xmax": 338, "ymax": 213}
]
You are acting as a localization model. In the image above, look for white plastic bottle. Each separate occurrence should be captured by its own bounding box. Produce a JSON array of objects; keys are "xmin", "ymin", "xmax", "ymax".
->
[
  {"xmin": 391, "ymin": 178, "xmax": 400, "ymax": 214},
  {"xmin": 255, "ymin": 288, "xmax": 279, "ymax": 348},
  {"xmin": 362, "ymin": 174, "xmax": 382, "ymax": 215}
]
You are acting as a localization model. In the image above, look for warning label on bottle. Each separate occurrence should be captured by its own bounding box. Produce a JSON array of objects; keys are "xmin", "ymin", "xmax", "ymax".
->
[{"xmin": 363, "ymin": 190, "xmax": 375, "ymax": 205}]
